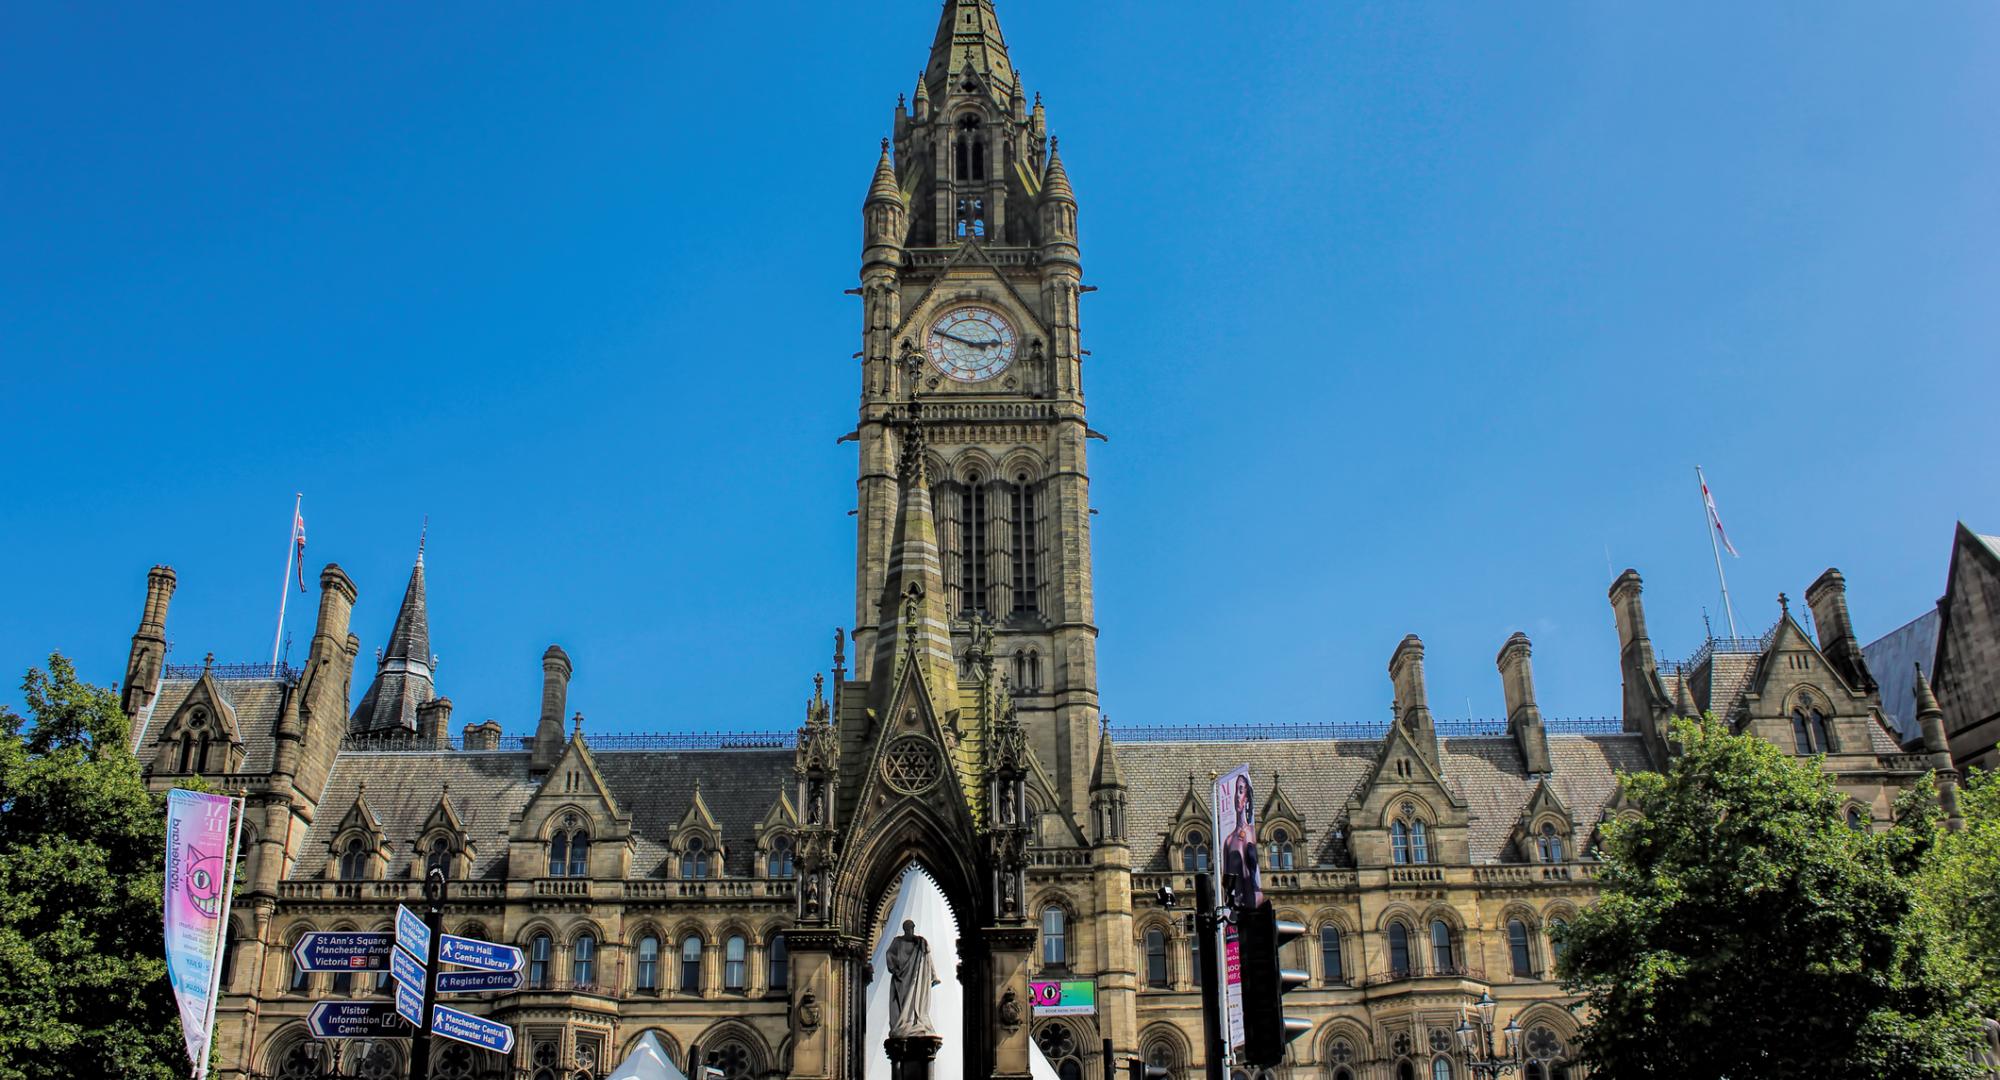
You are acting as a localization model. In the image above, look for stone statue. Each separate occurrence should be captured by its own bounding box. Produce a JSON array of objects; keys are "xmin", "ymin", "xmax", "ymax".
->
[{"xmin": 885, "ymin": 919, "xmax": 939, "ymax": 1038}]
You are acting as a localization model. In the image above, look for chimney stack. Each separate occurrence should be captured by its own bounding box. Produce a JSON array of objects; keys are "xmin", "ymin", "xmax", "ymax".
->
[
  {"xmin": 1496, "ymin": 632, "xmax": 1553, "ymax": 775},
  {"xmin": 463, "ymin": 719, "xmax": 504, "ymax": 752},
  {"xmin": 532, "ymin": 645, "xmax": 572, "ymax": 773},
  {"xmin": 1805, "ymin": 569, "xmax": 1877, "ymax": 692},
  {"xmin": 121, "ymin": 565, "xmax": 178, "ymax": 730},
  {"xmin": 416, "ymin": 697, "xmax": 454, "ymax": 750},
  {"xmin": 1389, "ymin": 635, "xmax": 1439, "ymax": 764}
]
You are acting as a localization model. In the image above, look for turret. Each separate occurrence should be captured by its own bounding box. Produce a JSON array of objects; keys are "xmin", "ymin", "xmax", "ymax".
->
[
  {"xmin": 1805, "ymin": 568, "xmax": 1877, "ymax": 693},
  {"xmin": 1038, "ymin": 140, "xmax": 1077, "ymax": 250},
  {"xmin": 121, "ymin": 565, "xmax": 176, "ymax": 739},
  {"xmin": 864, "ymin": 140, "xmax": 909, "ymax": 257},
  {"xmin": 531, "ymin": 645, "xmax": 571, "ymax": 774},
  {"xmin": 349, "ymin": 542, "xmax": 436, "ymax": 736},
  {"xmin": 1497, "ymin": 632, "xmax": 1553, "ymax": 775},
  {"xmin": 1089, "ymin": 724, "xmax": 1126, "ymax": 844},
  {"xmin": 1389, "ymin": 635, "xmax": 1440, "ymax": 766},
  {"xmin": 1915, "ymin": 665, "xmax": 1964, "ymax": 832}
]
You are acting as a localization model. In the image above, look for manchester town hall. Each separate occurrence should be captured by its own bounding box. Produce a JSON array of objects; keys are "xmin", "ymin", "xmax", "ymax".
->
[{"xmin": 113, "ymin": 4, "xmax": 1975, "ymax": 1080}]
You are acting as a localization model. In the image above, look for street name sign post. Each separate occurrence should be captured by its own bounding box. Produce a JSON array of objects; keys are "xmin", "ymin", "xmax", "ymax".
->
[
  {"xmin": 292, "ymin": 931, "xmax": 394, "ymax": 972},
  {"xmin": 306, "ymin": 1000, "xmax": 411, "ymax": 1039},
  {"xmin": 396, "ymin": 904, "xmax": 432, "ymax": 962},
  {"xmin": 436, "ymin": 969, "xmax": 525, "ymax": 994},
  {"xmin": 395, "ymin": 972, "xmax": 424, "ymax": 1028},
  {"xmin": 392, "ymin": 944, "xmax": 426, "ymax": 994},
  {"xmin": 430, "ymin": 1004, "xmax": 516, "ymax": 1054}
]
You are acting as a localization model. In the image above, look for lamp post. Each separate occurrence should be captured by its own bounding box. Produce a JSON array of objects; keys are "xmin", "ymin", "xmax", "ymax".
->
[{"xmin": 1453, "ymin": 991, "xmax": 1522, "ymax": 1079}]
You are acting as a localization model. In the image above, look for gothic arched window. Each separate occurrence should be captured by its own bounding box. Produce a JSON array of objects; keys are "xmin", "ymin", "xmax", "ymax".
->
[
  {"xmin": 1812, "ymin": 709, "xmax": 1835, "ymax": 752},
  {"xmin": 566, "ymin": 832, "xmax": 588, "ymax": 878},
  {"xmin": 1388, "ymin": 921, "xmax": 1412, "ymax": 976},
  {"xmin": 1392, "ymin": 821, "xmax": 1411, "ymax": 865},
  {"xmin": 1430, "ymin": 919, "xmax": 1455, "ymax": 973},
  {"xmin": 527, "ymin": 933, "xmax": 552, "ymax": 988},
  {"xmin": 1536, "ymin": 823, "xmax": 1564, "ymax": 864},
  {"xmin": 768, "ymin": 932, "xmax": 789, "ymax": 991},
  {"xmin": 724, "ymin": 934, "xmax": 748, "ymax": 991},
  {"xmin": 1431, "ymin": 1058, "xmax": 1454, "ymax": 1080},
  {"xmin": 1181, "ymin": 831, "xmax": 1210, "ymax": 872},
  {"xmin": 1270, "ymin": 828, "xmax": 1295, "ymax": 870},
  {"xmin": 426, "ymin": 836, "xmax": 453, "ymax": 880},
  {"xmin": 1847, "ymin": 806, "xmax": 1870, "ymax": 831},
  {"xmin": 1011, "ymin": 474, "xmax": 1039, "ymax": 614},
  {"xmin": 1548, "ymin": 918, "xmax": 1570, "ymax": 969},
  {"xmin": 1792, "ymin": 709, "xmax": 1817, "ymax": 754},
  {"xmin": 338, "ymin": 838, "xmax": 369, "ymax": 880},
  {"xmin": 769, "ymin": 835, "xmax": 794, "ymax": 878},
  {"xmin": 683, "ymin": 837, "xmax": 710, "ymax": 880},
  {"xmin": 1041, "ymin": 907, "xmax": 1068, "ymax": 967},
  {"xmin": 1144, "ymin": 926, "xmax": 1168, "ymax": 988},
  {"xmin": 547, "ymin": 831, "xmax": 567, "ymax": 877},
  {"xmin": 1410, "ymin": 820, "xmax": 1430, "ymax": 864},
  {"xmin": 1320, "ymin": 925, "xmax": 1344, "ymax": 985},
  {"xmin": 572, "ymin": 933, "xmax": 596, "ymax": 987},
  {"xmin": 960, "ymin": 474, "xmax": 989, "ymax": 615},
  {"xmin": 636, "ymin": 934, "xmax": 660, "ymax": 991},
  {"xmin": 1508, "ymin": 919, "xmax": 1534, "ymax": 976},
  {"xmin": 680, "ymin": 934, "xmax": 703, "ymax": 992}
]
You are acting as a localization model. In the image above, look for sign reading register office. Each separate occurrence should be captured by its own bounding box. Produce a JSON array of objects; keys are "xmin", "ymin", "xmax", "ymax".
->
[{"xmin": 114, "ymin": 5, "xmax": 1963, "ymax": 1080}]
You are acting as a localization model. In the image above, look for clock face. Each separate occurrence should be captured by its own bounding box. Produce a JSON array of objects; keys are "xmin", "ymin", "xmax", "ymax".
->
[{"xmin": 925, "ymin": 305, "xmax": 1018, "ymax": 382}]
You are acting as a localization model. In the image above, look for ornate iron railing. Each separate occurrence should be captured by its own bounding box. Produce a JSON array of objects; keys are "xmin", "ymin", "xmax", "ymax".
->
[
  {"xmin": 1115, "ymin": 717, "xmax": 1622, "ymax": 743},
  {"xmin": 164, "ymin": 660, "xmax": 300, "ymax": 681}
]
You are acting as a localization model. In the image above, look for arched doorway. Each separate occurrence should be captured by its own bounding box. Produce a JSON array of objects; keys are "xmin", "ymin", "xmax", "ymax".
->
[{"xmin": 865, "ymin": 864, "xmax": 966, "ymax": 1080}]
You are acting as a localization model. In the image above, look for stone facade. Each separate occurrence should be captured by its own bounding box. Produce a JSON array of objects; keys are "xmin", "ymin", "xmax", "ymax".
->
[{"xmin": 116, "ymin": 5, "xmax": 1962, "ymax": 1080}]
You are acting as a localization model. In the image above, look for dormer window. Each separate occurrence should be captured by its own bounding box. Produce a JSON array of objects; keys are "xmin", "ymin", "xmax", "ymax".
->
[
  {"xmin": 769, "ymin": 835, "xmax": 794, "ymax": 879},
  {"xmin": 1269, "ymin": 828, "xmax": 1295, "ymax": 871},
  {"xmin": 339, "ymin": 837, "xmax": 369, "ymax": 880},
  {"xmin": 1535, "ymin": 824, "xmax": 1564, "ymax": 864},
  {"xmin": 683, "ymin": 836, "xmax": 711, "ymax": 880},
  {"xmin": 1180, "ymin": 830, "xmax": 1210, "ymax": 872},
  {"xmin": 548, "ymin": 813, "xmax": 589, "ymax": 878},
  {"xmin": 1792, "ymin": 702, "xmax": 1835, "ymax": 755},
  {"xmin": 426, "ymin": 837, "xmax": 453, "ymax": 880},
  {"xmin": 1392, "ymin": 805, "xmax": 1430, "ymax": 866}
]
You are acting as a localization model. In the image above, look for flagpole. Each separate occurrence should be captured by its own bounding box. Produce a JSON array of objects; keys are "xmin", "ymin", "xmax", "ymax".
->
[
  {"xmin": 271, "ymin": 493, "xmax": 300, "ymax": 672},
  {"xmin": 1696, "ymin": 466, "xmax": 1738, "ymax": 637}
]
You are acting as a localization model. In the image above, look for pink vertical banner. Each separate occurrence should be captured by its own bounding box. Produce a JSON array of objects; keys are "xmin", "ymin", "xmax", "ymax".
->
[{"xmin": 164, "ymin": 789, "xmax": 242, "ymax": 1080}]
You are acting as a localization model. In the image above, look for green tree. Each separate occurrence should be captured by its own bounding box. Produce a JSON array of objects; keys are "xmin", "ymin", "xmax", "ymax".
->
[
  {"xmin": 1913, "ymin": 768, "xmax": 2000, "ymax": 1017},
  {"xmin": 0, "ymin": 654, "xmax": 187, "ymax": 1080},
  {"xmin": 1557, "ymin": 716, "xmax": 1983, "ymax": 1079}
]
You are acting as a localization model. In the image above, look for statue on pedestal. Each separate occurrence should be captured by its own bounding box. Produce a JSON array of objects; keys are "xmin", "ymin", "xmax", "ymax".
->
[{"xmin": 886, "ymin": 919, "xmax": 939, "ymax": 1038}]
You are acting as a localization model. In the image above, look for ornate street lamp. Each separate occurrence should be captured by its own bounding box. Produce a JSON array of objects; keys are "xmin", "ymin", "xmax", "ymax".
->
[{"xmin": 1454, "ymin": 991, "xmax": 1523, "ymax": 1078}]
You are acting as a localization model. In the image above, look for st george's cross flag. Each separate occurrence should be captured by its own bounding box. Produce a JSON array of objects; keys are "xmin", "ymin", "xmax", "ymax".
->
[{"xmin": 1698, "ymin": 466, "xmax": 1740, "ymax": 558}]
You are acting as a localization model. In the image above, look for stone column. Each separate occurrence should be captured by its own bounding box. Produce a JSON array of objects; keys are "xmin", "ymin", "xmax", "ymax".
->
[{"xmin": 885, "ymin": 1036, "xmax": 944, "ymax": 1080}]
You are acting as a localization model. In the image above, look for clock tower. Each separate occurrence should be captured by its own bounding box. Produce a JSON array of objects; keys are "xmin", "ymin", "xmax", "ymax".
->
[{"xmin": 852, "ymin": 0, "xmax": 1098, "ymax": 824}]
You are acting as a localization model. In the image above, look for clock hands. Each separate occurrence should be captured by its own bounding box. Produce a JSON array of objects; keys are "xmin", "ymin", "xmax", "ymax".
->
[{"xmin": 939, "ymin": 330, "xmax": 1001, "ymax": 348}]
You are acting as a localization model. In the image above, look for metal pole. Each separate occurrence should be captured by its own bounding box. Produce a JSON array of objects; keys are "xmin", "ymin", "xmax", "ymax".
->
[
  {"xmin": 409, "ymin": 869, "xmax": 446, "ymax": 1080},
  {"xmin": 1194, "ymin": 872, "xmax": 1225, "ymax": 1080},
  {"xmin": 1103, "ymin": 1038, "xmax": 1116, "ymax": 1080},
  {"xmin": 1696, "ymin": 467, "xmax": 1738, "ymax": 637}
]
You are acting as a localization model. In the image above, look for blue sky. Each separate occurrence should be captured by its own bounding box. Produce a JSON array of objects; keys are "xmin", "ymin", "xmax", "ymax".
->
[{"xmin": 3, "ymin": 2, "xmax": 1995, "ymax": 735}]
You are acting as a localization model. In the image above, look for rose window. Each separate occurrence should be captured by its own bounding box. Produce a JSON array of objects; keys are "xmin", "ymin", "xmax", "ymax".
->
[
  {"xmin": 1327, "ymin": 1041, "xmax": 1354, "ymax": 1065},
  {"xmin": 1428, "ymin": 1028, "xmax": 1452, "ymax": 1053},
  {"xmin": 882, "ymin": 737, "xmax": 943, "ymax": 794},
  {"xmin": 1037, "ymin": 1023, "xmax": 1079, "ymax": 1060},
  {"xmin": 1526, "ymin": 1026, "xmax": 1563, "ymax": 1061}
]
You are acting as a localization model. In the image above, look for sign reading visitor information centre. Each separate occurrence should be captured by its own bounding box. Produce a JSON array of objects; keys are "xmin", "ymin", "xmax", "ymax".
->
[{"xmin": 306, "ymin": 1000, "xmax": 411, "ymax": 1039}]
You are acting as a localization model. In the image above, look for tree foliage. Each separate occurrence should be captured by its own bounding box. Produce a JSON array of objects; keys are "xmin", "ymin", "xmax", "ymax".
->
[
  {"xmin": 0, "ymin": 654, "xmax": 186, "ymax": 1080},
  {"xmin": 1557, "ymin": 716, "xmax": 1983, "ymax": 1080},
  {"xmin": 1913, "ymin": 768, "xmax": 2000, "ymax": 1017}
]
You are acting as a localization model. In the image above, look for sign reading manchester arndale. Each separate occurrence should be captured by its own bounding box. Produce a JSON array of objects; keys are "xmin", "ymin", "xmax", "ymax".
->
[{"xmin": 292, "ymin": 931, "xmax": 394, "ymax": 973}]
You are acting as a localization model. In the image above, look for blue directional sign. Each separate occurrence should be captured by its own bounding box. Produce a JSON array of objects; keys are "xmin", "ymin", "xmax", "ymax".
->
[
  {"xmin": 430, "ymin": 1004, "xmax": 514, "ymax": 1054},
  {"xmin": 396, "ymin": 905, "xmax": 432, "ymax": 961},
  {"xmin": 292, "ymin": 931, "xmax": 394, "ymax": 973},
  {"xmin": 436, "ymin": 968, "xmax": 524, "ymax": 995},
  {"xmin": 395, "ymin": 976, "xmax": 423, "ymax": 1029},
  {"xmin": 307, "ymin": 1000, "xmax": 411, "ymax": 1039},
  {"xmin": 391, "ymin": 943, "xmax": 426, "ymax": 993},
  {"xmin": 439, "ymin": 934, "xmax": 524, "ymax": 973}
]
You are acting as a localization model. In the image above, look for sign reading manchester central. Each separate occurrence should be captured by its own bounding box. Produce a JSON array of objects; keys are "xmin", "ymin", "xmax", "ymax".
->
[{"xmin": 430, "ymin": 1004, "xmax": 514, "ymax": 1054}]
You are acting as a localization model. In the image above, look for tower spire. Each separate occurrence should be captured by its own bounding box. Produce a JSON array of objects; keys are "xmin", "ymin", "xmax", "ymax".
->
[
  {"xmin": 925, "ymin": 0, "xmax": 1014, "ymax": 109},
  {"xmin": 870, "ymin": 405, "xmax": 958, "ymax": 717},
  {"xmin": 350, "ymin": 536, "xmax": 436, "ymax": 735}
]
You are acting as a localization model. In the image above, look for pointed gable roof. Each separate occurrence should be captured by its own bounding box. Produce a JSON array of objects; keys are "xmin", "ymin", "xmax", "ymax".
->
[
  {"xmin": 1169, "ymin": 776, "xmax": 1212, "ymax": 832},
  {"xmin": 869, "ymin": 414, "xmax": 959, "ymax": 721},
  {"xmin": 1261, "ymin": 772, "xmax": 1304, "ymax": 827},
  {"xmin": 676, "ymin": 780, "xmax": 721, "ymax": 834},
  {"xmin": 1090, "ymin": 726, "xmax": 1125, "ymax": 790},
  {"xmin": 867, "ymin": 139, "xmax": 903, "ymax": 205},
  {"xmin": 419, "ymin": 786, "xmax": 465, "ymax": 839},
  {"xmin": 335, "ymin": 782, "xmax": 384, "ymax": 839},
  {"xmin": 351, "ymin": 547, "xmax": 436, "ymax": 735}
]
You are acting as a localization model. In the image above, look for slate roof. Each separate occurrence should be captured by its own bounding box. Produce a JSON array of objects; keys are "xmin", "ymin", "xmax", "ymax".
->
[
  {"xmin": 295, "ymin": 745, "xmax": 793, "ymax": 880},
  {"xmin": 1118, "ymin": 733, "xmax": 1651, "ymax": 869},
  {"xmin": 134, "ymin": 675, "xmax": 290, "ymax": 773}
]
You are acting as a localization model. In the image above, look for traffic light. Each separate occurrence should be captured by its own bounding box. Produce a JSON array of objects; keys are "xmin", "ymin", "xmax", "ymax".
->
[
  {"xmin": 1130, "ymin": 1059, "xmax": 1172, "ymax": 1080},
  {"xmin": 1238, "ymin": 902, "xmax": 1310, "ymax": 1067}
]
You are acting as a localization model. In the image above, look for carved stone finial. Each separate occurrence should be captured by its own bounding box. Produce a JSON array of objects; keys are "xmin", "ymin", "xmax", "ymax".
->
[
  {"xmin": 1779, "ymin": 592, "xmax": 1790, "ymax": 614},
  {"xmin": 203, "ymin": 651, "xmax": 214, "ymax": 670},
  {"xmin": 813, "ymin": 671, "xmax": 826, "ymax": 699},
  {"xmin": 572, "ymin": 711, "xmax": 584, "ymax": 735}
]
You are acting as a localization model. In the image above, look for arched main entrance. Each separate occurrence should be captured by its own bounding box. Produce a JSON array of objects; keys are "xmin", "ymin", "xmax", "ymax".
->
[{"xmin": 864, "ymin": 865, "xmax": 966, "ymax": 1080}]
